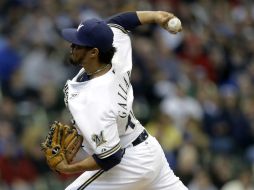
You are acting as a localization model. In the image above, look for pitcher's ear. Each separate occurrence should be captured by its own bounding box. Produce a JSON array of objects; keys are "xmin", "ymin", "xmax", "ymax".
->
[{"xmin": 89, "ymin": 48, "xmax": 99, "ymax": 58}]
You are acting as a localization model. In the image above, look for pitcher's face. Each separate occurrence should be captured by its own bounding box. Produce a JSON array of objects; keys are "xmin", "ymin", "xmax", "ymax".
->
[{"xmin": 69, "ymin": 44, "xmax": 90, "ymax": 66}]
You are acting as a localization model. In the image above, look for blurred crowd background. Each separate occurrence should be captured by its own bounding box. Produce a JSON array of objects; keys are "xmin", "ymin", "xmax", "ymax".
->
[{"xmin": 0, "ymin": 0, "xmax": 254, "ymax": 189}]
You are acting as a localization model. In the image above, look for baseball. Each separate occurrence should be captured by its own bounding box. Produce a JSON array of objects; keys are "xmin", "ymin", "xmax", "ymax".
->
[{"xmin": 167, "ymin": 17, "xmax": 181, "ymax": 32}]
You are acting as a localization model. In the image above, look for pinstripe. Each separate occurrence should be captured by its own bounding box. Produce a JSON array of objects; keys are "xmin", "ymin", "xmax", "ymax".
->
[
  {"xmin": 77, "ymin": 170, "xmax": 104, "ymax": 190},
  {"xmin": 108, "ymin": 23, "xmax": 129, "ymax": 34},
  {"xmin": 97, "ymin": 143, "xmax": 121, "ymax": 159}
]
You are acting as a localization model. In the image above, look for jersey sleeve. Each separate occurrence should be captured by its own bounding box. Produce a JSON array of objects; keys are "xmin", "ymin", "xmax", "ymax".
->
[
  {"xmin": 106, "ymin": 12, "xmax": 141, "ymax": 31},
  {"xmin": 70, "ymin": 89, "xmax": 120, "ymax": 158},
  {"xmin": 109, "ymin": 25, "xmax": 133, "ymax": 74}
]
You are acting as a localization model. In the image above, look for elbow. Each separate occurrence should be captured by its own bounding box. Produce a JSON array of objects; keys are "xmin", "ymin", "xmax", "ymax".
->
[
  {"xmin": 111, "ymin": 154, "xmax": 122, "ymax": 166},
  {"xmin": 93, "ymin": 148, "xmax": 125, "ymax": 171}
]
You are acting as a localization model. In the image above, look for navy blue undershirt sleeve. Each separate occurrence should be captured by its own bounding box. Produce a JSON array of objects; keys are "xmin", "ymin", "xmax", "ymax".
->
[
  {"xmin": 92, "ymin": 148, "xmax": 125, "ymax": 171},
  {"xmin": 106, "ymin": 12, "xmax": 141, "ymax": 31}
]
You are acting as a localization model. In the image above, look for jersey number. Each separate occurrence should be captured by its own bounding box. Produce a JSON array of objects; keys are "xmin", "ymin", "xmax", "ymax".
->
[{"xmin": 125, "ymin": 115, "xmax": 135, "ymax": 131}]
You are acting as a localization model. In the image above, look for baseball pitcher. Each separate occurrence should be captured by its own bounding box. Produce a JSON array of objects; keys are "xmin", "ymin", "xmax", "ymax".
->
[{"xmin": 41, "ymin": 11, "xmax": 187, "ymax": 190}]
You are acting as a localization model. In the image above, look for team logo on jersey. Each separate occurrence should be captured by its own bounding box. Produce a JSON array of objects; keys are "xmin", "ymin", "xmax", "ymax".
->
[
  {"xmin": 92, "ymin": 131, "xmax": 107, "ymax": 147},
  {"xmin": 69, "ymin": 93, "xmax": 79, "ymax": 99}
]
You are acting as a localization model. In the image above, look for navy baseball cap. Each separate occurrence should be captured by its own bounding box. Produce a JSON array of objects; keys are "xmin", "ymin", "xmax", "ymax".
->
[{"xmin": 61, "ymin": 19, "xmax": 113, "ymax": 52}]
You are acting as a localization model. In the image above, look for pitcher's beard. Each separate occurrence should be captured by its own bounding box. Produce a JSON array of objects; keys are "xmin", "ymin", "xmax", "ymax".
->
[{"xmin": 69, "ymin": 57, "xmax": 82, "ymax": 67}]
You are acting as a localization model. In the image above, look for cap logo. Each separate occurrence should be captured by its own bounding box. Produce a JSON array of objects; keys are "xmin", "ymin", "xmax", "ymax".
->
[{"xmin": 77, "ymin": 24, "xmax": 84, "ymax": 31}]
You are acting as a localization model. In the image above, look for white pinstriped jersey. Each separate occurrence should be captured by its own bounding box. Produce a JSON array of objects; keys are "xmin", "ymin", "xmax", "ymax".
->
[{"xmin": 63, "ymin": 25, "xmax": 144, "ymax": 157}]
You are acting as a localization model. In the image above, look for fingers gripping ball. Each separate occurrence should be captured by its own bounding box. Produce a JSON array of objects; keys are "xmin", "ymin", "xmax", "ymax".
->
[{"xmin": 41, "ymin": 121, "xmax": 83, "ymax": 171}]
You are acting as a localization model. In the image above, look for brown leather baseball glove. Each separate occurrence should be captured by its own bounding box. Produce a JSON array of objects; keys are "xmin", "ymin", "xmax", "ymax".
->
[{"xmin": 41, "ymin": 121, "xmax": 83, "ymax": 171}]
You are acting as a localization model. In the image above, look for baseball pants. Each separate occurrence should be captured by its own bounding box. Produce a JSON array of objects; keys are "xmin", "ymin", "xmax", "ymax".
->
[{"xmin": 65, "ymin": 136, "xmax": 188, "ymax": 190}]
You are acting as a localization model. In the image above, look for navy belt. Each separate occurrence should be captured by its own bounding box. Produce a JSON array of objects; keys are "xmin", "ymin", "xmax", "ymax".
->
[{"xmin": 132, "ymin": 130, "xmax": 149, "ymax": 146}]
